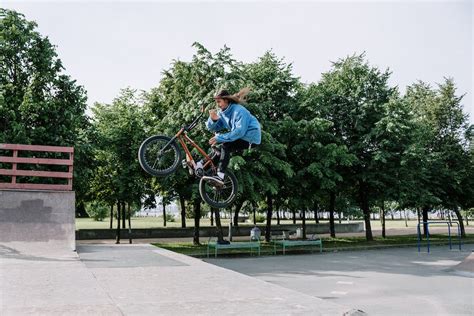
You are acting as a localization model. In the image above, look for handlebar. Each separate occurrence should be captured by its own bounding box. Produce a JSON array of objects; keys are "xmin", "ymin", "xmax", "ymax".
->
[{"xmin": 184, "ymin": 103, "xmax": 207, "ymax": 132}]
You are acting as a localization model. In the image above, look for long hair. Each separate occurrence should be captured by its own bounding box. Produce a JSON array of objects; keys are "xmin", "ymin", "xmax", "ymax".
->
[{"xmin": 232, "ymin": 87, "xmax": 251, "ymax": 104}]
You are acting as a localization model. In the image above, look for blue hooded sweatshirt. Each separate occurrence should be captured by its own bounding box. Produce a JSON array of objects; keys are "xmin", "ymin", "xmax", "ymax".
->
[{"xmin": 206, "ymin": 103, "xmax": 261, "ymax": 145}]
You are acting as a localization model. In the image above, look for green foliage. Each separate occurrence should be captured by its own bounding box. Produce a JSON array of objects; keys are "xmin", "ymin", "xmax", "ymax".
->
[
  {"xmin": 0, "ymin": 9, "xmax": 88, "ymax": 145},
  {"xmin": 254, "ymin": 213, "xmax": 266, "ymax": 223},
  {"xmin": 85, "ymin": 201, "xmax": 109, "ymax": 221},
  {"xmin": 402, "ymin": 79, "xmax": 473, "ymax": 211},
  {"xmin": 89, "ymin": 88, "xmax": 147, "ymax": 207},
  {"xmin": 165, "ymin": 213, "xmax": 176, "ymax": 223}
]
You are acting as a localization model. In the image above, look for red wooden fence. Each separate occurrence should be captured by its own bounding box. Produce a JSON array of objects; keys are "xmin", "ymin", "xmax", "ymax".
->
[{"xmin": 0, "ymin": 144, "xmax": 74, "ymax": 191}]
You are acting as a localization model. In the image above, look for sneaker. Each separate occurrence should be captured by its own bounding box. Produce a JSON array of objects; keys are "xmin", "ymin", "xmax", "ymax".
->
[
  {"xmin": 202, "ymin": 174, "xmax": 224, "ymax": 186},
  {"xmin": 217, "ymin": 239, "xmax": 230, "ymax": 245}
]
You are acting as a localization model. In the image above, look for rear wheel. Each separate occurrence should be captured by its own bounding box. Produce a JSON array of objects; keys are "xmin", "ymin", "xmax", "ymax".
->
[
  {"xmin": 138, "ymin": 135, "xmax": 181, "ymax": 176},
  {"xmin": 199, "ymin": 169, "xmax": 238, "ymax": 208}
]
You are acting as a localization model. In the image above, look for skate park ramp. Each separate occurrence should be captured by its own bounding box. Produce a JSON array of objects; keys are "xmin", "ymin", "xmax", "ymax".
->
[
  {"xmin": 0, "ymin": 189, "xmax": 76, "ymax": 255},
  {"xmin": 452, "ymin": 251, "xmax": 474, "ymax": 277},
  {"xmin": 0, "ymin": 143, "xmax": 76, "ymax": 255}
]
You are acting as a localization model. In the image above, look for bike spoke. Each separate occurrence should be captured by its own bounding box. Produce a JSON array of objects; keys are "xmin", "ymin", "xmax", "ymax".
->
[
  {"xmin": 144, "ymin": 139, "xmax": 177, "ymax": 172},
  {"xmin": 152, "ymin": 154, "xmax": 162, "ymax": 169},
  {"xmin": 202, "ymin": 172, "xmax": 236, "ymax": 207}
]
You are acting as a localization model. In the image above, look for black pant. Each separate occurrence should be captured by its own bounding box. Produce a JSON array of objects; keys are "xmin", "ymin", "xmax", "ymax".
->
[{"xmin": 216, "ymin": 139, "xmax": 256, "ymax": 173}]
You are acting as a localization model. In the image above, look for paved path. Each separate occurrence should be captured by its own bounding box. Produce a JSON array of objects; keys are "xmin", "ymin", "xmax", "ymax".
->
[
  {"xmin": 207, "ymin": 245, "xmax": 474, "ymax": 316},
  {"xmin": 1, "ymin": 241, "xmax": 359, "ymax": 315}
]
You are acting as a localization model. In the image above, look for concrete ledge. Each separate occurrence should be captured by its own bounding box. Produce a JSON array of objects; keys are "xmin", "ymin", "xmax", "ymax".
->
[
  {"xmin": 76, "ymin": 222, "xmax": 364, "ymax": 240},
  {"xmin": 0, "ymin": 189, "xmax": 75, "ymax": 251}
]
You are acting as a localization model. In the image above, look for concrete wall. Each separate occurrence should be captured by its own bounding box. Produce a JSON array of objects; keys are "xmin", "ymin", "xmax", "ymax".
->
[
  {"xmin": 76, "ymin": 222, "xmax": 364, "ymax": 240},
  {"xmin": 0, "ymin": 190, "xmax": 76, "ymax": 251}
]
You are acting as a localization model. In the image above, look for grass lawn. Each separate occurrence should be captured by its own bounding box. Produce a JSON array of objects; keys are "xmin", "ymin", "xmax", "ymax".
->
[
  {"xmin": 152, "ymin": 234, "xmax": 474, "ymax": 258},
  {"xmin": 76, "ymin": 217, "xmax": 426, "ymax": 230},
  {"xmin": 76, "ymin": 217, "xmax": 237, "ymax": 229}
]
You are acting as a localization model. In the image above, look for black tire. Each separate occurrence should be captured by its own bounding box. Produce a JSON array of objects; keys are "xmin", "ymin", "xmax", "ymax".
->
[
  {"xmin": 138, "ymin": 135, "xmax": 181, "ymax": 176},
  {"xmin": 199, "ymin": 169, "xmax": 238, "ymax": 209}
]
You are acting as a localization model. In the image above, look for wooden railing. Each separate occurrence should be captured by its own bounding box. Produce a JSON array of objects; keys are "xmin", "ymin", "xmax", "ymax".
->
[{"xmin": 0, "ymin": 144, "xmax": 74, "ymax": 191}]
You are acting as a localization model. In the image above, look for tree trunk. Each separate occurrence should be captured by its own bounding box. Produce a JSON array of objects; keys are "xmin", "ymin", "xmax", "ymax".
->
[
  {"xmin": 109, "ymin": 204, "xmax": 114, "ymax": 229},
  {"xmin": 253, "ymin": 208, "xmax": 256, "ymax": 225},
  {"xmin": 466, "ymin": 210, "xmax": 469, "ymax": 226},
  {"xmin": 329, "ymin": 192, "xmax": 336, "ymax": 238},
  {"xmin": 128, "ymin": 203, "xmax": 132, "ymax": 244},
  {"xmin": 75, "ymin": 200, "xmax": 86, "ymax": 218},
  {"xmin": 422, "ymin": 206, "xmax": 429, "ymax": 237},
  {"xmin": 210, "ymin": 207, "xmax": 214, "ymax": 226},
  {"xmin": 193, "ymin": 200, "xmax": 201, "ymax": 245},
  {"xmin": 233, "ymin": 200, "xmax": 244, "ymax": 227},
  {"xmin": 115, "ymin": 201, "xmax": 121, "ymax": 244},
  {"xmin": 179, "ymin": 195, "xmax": 186, "ymax": 228},
  {"xmin": 163, "ymin": 202, "xmax": 167, "ymax": 227},
  {"xmin": 314, "ymin": 202, "xmax": 319, "ymax": 224},
  {"xmin": 338, "ymin": 211, "xmax": 342, "ymax": 224},
  {"xmin": 213, "ymin": 207, "xmax": 224, "ymax": 242},
  {"xmin": 276, "ymin": 208, "xmax": 280, "ymax": 225},
  {"xmin": 381, "ymin": 202, "xmax": 386, "ymax": 238},
  {"xmin": 233, "ymin": 205, "xmax": 238, "ymax": 226},
  {"xmin": 121, "ymin": 202, "xmax": 126, "ymax": 229},
  {"xmin": 404, "ymin": 209, "xmax": 408, "ymax": 227},
  {"xmin": 302, "ymin": 208, "xmax": 306, "ymax": 239},
  {"xmin": 359, "ymin": 184, "xmax": 373, "ymax": 241},
  {"xmin": 453, "ymin": 207, "xmax": 466, "ymax": 238},
  {"xmin": 265, "ymin": 194, "xmax": 273, "ymax": 242},
  {"xmin": 292, "ymin": 210, "xmax": 296, "ymax": 224}
]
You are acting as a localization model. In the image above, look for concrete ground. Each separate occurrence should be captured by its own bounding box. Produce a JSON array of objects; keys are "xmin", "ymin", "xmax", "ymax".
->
[
  {"xmin": 0, "ymin": 241, "xmax": 359, "ymax": 315},
  {"xmin": 207, "ymin": 245, "xmax": 474, "ymax": 316},
  {"xmin": 2, "ymin": 241, "xmax": 472, "ymax": 315}
]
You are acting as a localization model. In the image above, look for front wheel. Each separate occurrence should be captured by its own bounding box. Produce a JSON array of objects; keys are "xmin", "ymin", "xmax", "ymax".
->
[
  {"xmin": 138, "ymin": 135, "xmax": 181, "ymax": 176},
  {"xmin": 199, "ymin": 170, "xmax": 238, "ymax": 208}
]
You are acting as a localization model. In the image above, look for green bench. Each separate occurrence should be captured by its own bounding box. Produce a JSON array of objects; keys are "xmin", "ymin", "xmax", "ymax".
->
[
  {"xmin": 273, "ymin": 234, "xmax": 323, "ymax": 255},
  {"xmin": 207, "ymin": 237, "xmax": 261, "ymax": 258}
]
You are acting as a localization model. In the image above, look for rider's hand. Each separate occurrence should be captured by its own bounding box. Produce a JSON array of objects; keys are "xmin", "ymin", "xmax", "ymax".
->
[
  {"xmin": 209, "ymin": 136, "xmax": 217, "ymax": 146},
  {"xmin": 209, "ymin": 109, "xmax": 219, "ymax": 121}
]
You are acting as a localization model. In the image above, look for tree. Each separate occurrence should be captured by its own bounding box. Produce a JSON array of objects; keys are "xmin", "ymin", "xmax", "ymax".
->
[
  {"xmin": 296, "ymin": 84, "xmax": 356, "ymax": 238},
  {"xmin": 315, "ymin": 53, "xmax": 397, "ymax": 241},
  {"xmin": 0, "ymin": 9, "xmax": 90, "ymax": 213},
  {"xmin": 405, "ymin": 79, "xmax": 472, "ymax": 237},
  {"xmin": 369, "ymin": 94, "xmax": 417, "ymax": 238},
  {"xmin": 89, "ymin": 88, "xmax": 147, "ymax": 241},
  {"xmin": 239, "ymin": 52, "xmax": 296, "ymax": 241}
]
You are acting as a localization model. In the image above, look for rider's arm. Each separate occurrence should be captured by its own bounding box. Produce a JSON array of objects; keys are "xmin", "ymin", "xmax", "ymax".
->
[
  {"xmin": 215, "ymin": 111, "xmax": 249, "ymax": 143},
  {"xmin": 206, "ymin": 116, "xmax": 225, "ymax": 132}
]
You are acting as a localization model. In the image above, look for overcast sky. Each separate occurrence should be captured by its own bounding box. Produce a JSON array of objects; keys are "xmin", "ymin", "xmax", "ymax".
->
[{"xmin": 3, "ymin": 0, "xmax": 473, "ymax": 123}]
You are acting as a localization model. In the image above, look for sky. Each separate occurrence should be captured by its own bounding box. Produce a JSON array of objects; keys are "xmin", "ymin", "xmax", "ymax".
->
[{"xmin": 3, "ymin": 0, "xmax": 473, "ymax": 123}]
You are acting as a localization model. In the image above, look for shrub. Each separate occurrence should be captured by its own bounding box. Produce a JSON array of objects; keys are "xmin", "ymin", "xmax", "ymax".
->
[
  {"xmin": 255, "ymin": 213, "xmax": 266, "ymax": 223},
  {"xmin": 86, "ymin": 201, "xmax": 109, "ymax": 221},
  {"xmin": 165, "ymin": 213, "xmax": 175, "ymax": 222}
]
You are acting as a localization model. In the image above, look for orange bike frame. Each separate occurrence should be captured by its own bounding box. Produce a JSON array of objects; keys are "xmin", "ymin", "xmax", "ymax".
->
[{"xmin": 174, "ymin": 128, "xmax": 216, "ymax": 171}]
